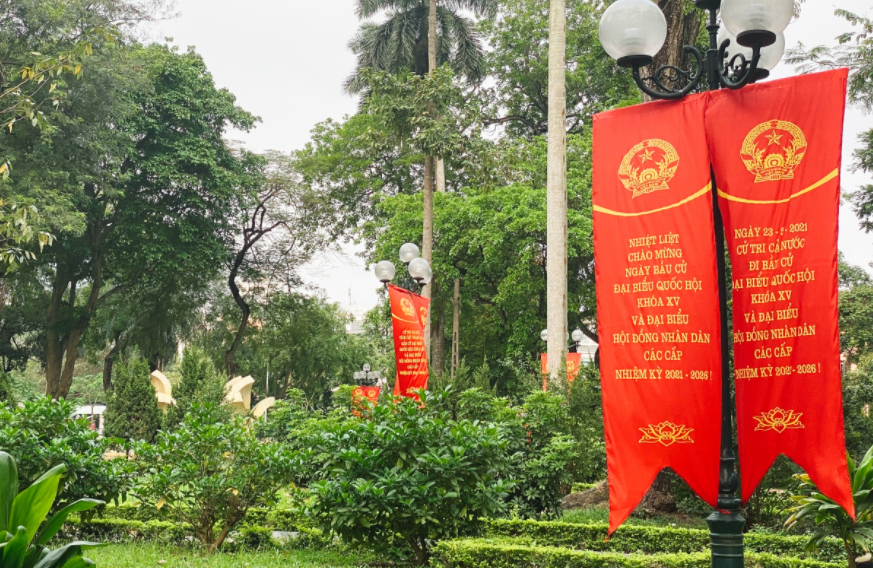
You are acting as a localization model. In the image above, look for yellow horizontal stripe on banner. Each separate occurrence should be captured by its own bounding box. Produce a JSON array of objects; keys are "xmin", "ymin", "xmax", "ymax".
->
[
  {"xmin": 392, "ymin": 314, "xmax": 418, "ymax": 324},
  {"xmin": 717, "ymin": 168, "xmax": 839, "ymax": 205},
  {"xmin": 593, "ymin": 183, "xmax": 712, "ymax": 217}
]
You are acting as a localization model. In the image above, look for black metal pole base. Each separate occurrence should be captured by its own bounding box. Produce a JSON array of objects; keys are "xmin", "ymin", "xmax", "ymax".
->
[{"xmin": 707, "ymin": 510, "xmax": 745, "ymax": 568}]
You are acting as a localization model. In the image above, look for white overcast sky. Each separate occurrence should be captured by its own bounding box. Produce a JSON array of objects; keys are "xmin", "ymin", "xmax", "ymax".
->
[{"xmin": 153, "ymin": 0, "xmax": 873, "ymax": 312}]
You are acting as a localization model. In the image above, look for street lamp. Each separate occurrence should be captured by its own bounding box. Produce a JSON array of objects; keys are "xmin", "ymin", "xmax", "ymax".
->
[
  {"xmin": 374, "ymin": 243, "xmax": 433, "ymax": 293},
  {"xmin": 600, "ymin": 0, "xmax": 793, "ymax": 565},
  {"xmin": 599, "ymin": 0, "xmax": 792, "ymax": 98}
]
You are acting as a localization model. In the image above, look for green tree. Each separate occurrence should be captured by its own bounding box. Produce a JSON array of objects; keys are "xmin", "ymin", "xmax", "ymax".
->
[
  {"xmin": 0, "ymin": 369, "xmax": 13, "ymax": 407},
  {"xmin": 839, "ymin": 256, "xmax": 873, "ymax": 363},
  {"xmin": 788, "ymin": 9, "xmax": 873, "ymax": 233},
  {"xmin": 5, "ymin": 42, "xmax": 261, "ymax": 399},
  {"xmin": 843, "ymin": 356, "xmax": 873, "ymax": 462},
  {"xmin": 103, "ymin": 357, "xmax": 161, "ymax": 443},
  {"xmin": 345, "ymin": 0, "xmax": 496, "ymax": 95},
  {"xmin": 162, "ymin": 347, "xmax": 220, "ymax": 429}
]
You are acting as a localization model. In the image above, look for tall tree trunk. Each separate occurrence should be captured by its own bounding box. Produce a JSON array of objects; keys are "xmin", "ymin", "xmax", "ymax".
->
[
  {"xmin": 546, "ymin": 0, "xmax": 568, "ymax": 382},
  {"xmin": 44, "ymin": 277, "xmax": 68, "ymax": 398},
  {"xmin": 643, "ymin": 0, "xmax": 703, "ymax": 102},
  {"xmin": 225, "ymin": 273, "xmax": 249, "ymax": 377},
  {"xmin": 436, "ymin": 158, "xmax": 445, "ymax": 193},
  {"xmin": 422, "ymin": 0, "xmax": 438, "ymax": 360},
  {"xmin": 103, "ymin": 335, "xmax": 121, "ymax": 392},
  {"xmin": 451, "ymin": 278, "xmax": 460, "ymax": 379},
  {"xmin": 431, "ymin": 281, "xmax": 445, "ymax": 375}
]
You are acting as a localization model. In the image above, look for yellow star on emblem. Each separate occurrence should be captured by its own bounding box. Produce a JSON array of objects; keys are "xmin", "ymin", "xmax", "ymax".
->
[
  {"xmin": 766, "ymin": 130, "xmax": 783, "ymax": 146},
  {"xmin": 638, "ymin": 148, "xmax": 655, "ymax": 162}
]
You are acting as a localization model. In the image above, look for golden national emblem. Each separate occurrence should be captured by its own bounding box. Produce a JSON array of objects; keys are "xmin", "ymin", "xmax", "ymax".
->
[
  {"xmin": 618, "ymin": 139, "xmax": 680, "ymax": 198},
  {"xmin": 741, "ymin": 120, "xmax": 807, "ymax": 183}
]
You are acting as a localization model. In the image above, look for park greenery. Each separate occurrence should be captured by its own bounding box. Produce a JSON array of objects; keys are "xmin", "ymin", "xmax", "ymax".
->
[{"xmin": 0, "ymin": 0, "xmax": 871, "ymax": 567}]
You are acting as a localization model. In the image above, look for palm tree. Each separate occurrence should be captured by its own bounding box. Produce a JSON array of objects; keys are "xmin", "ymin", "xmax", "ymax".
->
[
  {"xmin": 546, "ymin": 0, "xmax": 567, "ymax": 382},
  {"xmin": 347, "ymin": 0, "xmax": 496, "ymax": 369},
  {"xmin": 344, "ymin": 0, "xmax": 495, "ymax": 94}
]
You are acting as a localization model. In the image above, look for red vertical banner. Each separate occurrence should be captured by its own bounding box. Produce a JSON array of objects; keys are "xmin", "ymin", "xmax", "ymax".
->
[
  {"xmin": 388, "ymin": 284, "xmax": 430, "ymax": 398},
  {"xmin": 540, "ymin": 353, "xmax": 583, "ymax": 390},
  {"xmin": 706, "ymin": 70, "xmax": 853, "ymax": 515},
  {"xmin": 352, "ymin": 386, "xmax": 382, "ymax": 416},
  {"xmin": 593, "ymin": 94, "xmax": 722, "ymax": 533}
]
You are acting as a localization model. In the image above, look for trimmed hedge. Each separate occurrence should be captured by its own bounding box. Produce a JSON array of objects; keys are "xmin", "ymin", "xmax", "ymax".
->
[
  {"xmin": 485, "ymin": 519, "xmax": 844, "ymax": 564},
  {"xmin": 431, "ymin": 538, "xmax": 843, "ymax": 568},
  {"xmin": 102, "ymin": 505, "xmax": 301, "ymax": 531}
]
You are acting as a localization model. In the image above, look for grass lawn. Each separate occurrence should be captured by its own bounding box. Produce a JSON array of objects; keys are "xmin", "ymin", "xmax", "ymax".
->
[{"xmin": 89, "ymin": 543, "xmax": 379, "ymax": 568}]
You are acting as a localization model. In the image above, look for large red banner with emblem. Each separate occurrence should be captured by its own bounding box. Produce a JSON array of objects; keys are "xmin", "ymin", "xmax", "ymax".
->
[
  {"xmin": 706, "ymin": 70, "xmax": 853, "ymax": 515},
  {"xmin": 593, "ymin": 94, "xmax": 722, "ymax": 533},
  {"xmin": 388, "ymin": 284, "xmax": 430, "ymax": 398}
]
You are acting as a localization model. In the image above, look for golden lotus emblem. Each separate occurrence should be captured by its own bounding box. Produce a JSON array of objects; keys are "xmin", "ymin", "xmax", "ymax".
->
[
  {"xmin": 618, "ymin": 139, "xmax": 680, "ymax": 198},
  {"xmin": 741, "ymin": 120, "xmax": 807, "ymax": 183},
  {"xmin": 419, "ymin": 307, "xmax": 428, "ymax": 327},
  {"xmin": 400, "ymin": 297, "xmax": 414, "ymax": 317},
  {"xmin": 367, "ymin": 389, "xmax": 378, "ymax": 398},
  {"xmin": 753, "ymin": 407, "xmax": 804, "ymax": 433},
  {"xmin": 639, "ymin": 421, "xmax": 694, "ymax": 447}
]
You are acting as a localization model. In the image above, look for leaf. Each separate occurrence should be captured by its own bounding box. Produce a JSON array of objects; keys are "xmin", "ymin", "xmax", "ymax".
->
[
  {"xmin": 3, "ymin": 526, "xmax": 29, "ymax": 568},
  {"xmin": 35, "ymin": 499, "xmax": 103, "ymax": 547},
  {"xmin": 10, "ymin": 464, "xmax": 66, "ymax": 545},
  {"xmin": 33, "ymin": 542, "xmax": 103, "ymax": 568},
  {"xmin": 156, "ymin": 499, "xmax": 165, "ymax": 510},
  {"xmin": 0, "ymin": 452, "xmax": 18, "ymax": 533}
]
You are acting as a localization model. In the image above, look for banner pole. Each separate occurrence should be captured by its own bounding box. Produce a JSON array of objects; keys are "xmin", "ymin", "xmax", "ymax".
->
[{"xmin": 707, "ymin": 169, "xmax": 745, "ymax": 568}]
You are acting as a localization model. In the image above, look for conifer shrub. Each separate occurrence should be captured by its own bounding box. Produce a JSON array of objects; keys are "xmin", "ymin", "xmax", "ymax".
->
[{"xmin": 103, "ymin": 357, "xmax": 162, "ymax": 443}]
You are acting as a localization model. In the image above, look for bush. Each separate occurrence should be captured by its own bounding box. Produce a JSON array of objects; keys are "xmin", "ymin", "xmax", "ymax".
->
[
  {"xmin": 132, "ymin": 402, "xmax": 298, "ymax": 553},
  {"xmin": 0, "ymin": 397, "xmax": 129, "ymax": 511},
  {"xmin": 0, "ymin": 369, "xmax": 14, "ymax": 407},
  {"xmin": 305, "ymin": 390, "xmax": 513, "ymax": 565},
  {"xmin": 483, "ymin": 518, "xmax": 845, "ymax": 563},
  {"xmin": 103, "ymin": 357, "xmax": 162, "ymax": 443},
  {"xmin": 0, "ymin": 451, "xmax": 105, "ymax": 568},
  {"xmin": 430, "ymin": 538, "xmax": 843, "ymax": 568}
]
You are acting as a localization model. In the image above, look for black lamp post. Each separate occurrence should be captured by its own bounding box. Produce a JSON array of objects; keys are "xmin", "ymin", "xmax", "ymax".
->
[
  {"xmin": 354, "ymin": 364, "xmax": 382, "ymax": 387},
  {"xmin": 374, "ymin": 243, "xmax": 433, "ymax": 293},
  {"xmin": 598, "ymin": 0, "xmax": 794, "ymax": 566}
]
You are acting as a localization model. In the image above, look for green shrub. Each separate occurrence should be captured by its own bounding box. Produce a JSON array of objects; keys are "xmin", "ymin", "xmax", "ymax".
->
[
  {"xmin": 484, "ymin": 519, "xmax": 845, "ymax": 563},
  {"xmin": 103, "ymin": 357, "xmax": 162, "ymax": 443},
  {"xmin": 0, "ymin": 369, "xmax": 14, "ymax": 407},
  {"xmin": 61, "ymin": 517, "xmax": 191, "ymax": 545},
  {"xmin": 0, "ymin": 397, "xmax": 129, "ymax": 511},
  {"xmin": 305, "ymin": 390, "xmax": 513, "ymax": 565},
  {"xmin": 0, "ymin": 451, "xmax": 105, "ymax": 568},
  {"xmin": 132, "ymin": 402, "xmax": 298, "ymax": 553},
  {"xmin": 430, "ymin": 538, "xmax": 843, "ymax": 568}
]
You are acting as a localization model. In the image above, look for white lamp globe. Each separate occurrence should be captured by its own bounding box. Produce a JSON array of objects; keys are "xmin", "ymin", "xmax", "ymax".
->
[
  {"xmin": 399, "ymin": 243, "xmax": 420, "ymax": 264},
  {"xmin": 721, "ymin": 0, "xmax": 793, "ymax": 38},
  {"xmin": 571, "ymin": 329, "xmax": 585, "ymax": 343},
  {"xmin": 540, "ymin": 329, "xmax": 549, "ymax": 342},
  {"xmin": 374, "ymin": 260, "xmax": 396, "ymax": 283},
  {"xmin": 599, "ymin": 0, "xmax": 668, "ymax": 62},
  {"xmin": 717, "ymin": 28, "xmax": 785, "ymax": 71},
  {"xmin": 408, "ymin": 257, "xmax": 430, "ymax": 282},
  {"xmin": 422, "ymin": 264, "xmax": 433, "ymax": 284},
  {"xmin": 363, "ymin": 363, "xmax": 371, "ymax": 372}
]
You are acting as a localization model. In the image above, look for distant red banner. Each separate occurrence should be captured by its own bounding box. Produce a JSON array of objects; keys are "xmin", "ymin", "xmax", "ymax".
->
[
  {"xmin": 352, "ymin": 386, "xmax": 381, "ymax": 416},
  {"xmin": 540, "ymin": 353, "xmax": 583, "ymax": 390},
  {"xmin": 706, "ymin": 70, "xmax": 853, "ymax": 515},
  {"xmin": 593, "ymin": 93, "xmax": 722, "ymax": 533},
  {"xmin": 388, "ymin": 284, "xmax": 430, "ymax": 399}
]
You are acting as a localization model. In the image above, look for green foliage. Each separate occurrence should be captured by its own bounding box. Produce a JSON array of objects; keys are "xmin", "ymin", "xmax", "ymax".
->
[
  {"xmin": 304, "ymin": 391, "xmax": 513, "ymax": 565},
  {"xmin": 0, "ymin": 370, "xmax": 14, "ymax": 407},
  {"xmin": 478, "ymin": 0, "xmax": 639, "ymax": 137},
  {"xmin": 0, "ymin": 451, "xmax": 105, "ymax": 568},
  {"xmin": 430, "ymin": 538, "xmax": 842, "ymax": 568},
  {"xmin": 786, "ymin": 445, "xmax": 873, "ymax": 563},
  {"xmin": 844, "ymin": 357, "xmax": 873, "ymax": 461},
  {"xmin": 103, "ymin": 357, "xmax": 162, "ymax": 443},
  {"xmin": 0, "ymin": 398, "xmax": 128, "ymax": 510},
  {"xmin": 132, "ymin": 402, "xmax": 299, "ymax": 553}
]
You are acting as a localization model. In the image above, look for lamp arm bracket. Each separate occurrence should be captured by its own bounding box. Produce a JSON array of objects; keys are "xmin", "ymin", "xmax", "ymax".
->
[
  {"xmin": 717, "ymin": 39, "xmax": 763, "ymax": 90},
  {"xmin": 630, "ymin": 45, "xmax": 705, "ymax": 101}
]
